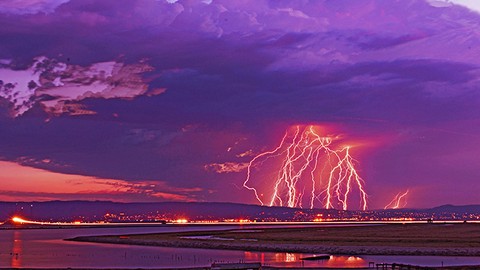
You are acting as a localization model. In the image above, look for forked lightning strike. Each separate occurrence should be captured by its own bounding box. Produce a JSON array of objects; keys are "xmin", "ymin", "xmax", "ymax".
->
[
  {"xmin": 243, "ymin": 125, "xmax": 368, "ymax": 210},
  {"xmin": 384, "ymin": 190, "xmax": 409, "ymax": 209}
]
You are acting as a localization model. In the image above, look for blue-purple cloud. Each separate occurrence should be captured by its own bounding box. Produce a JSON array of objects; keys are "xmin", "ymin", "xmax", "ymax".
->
[{"xmin": 0, "ymin": 0, "xmax": 479, "ymax": 208}]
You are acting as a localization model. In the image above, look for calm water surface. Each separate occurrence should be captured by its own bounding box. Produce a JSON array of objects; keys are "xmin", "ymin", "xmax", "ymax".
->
[{"xmin": 1, "ymin": 224, "xmax": 480, "ymax": 268}]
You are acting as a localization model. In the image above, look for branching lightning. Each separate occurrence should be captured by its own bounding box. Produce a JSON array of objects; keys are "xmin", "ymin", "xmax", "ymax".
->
[
  {"xmin": 243, "ymin": 125, "xmax": 368, "ymax": 210},
  {"xmin": 384, "ymin": 190, "xmax": 409, "ymax": 209}
]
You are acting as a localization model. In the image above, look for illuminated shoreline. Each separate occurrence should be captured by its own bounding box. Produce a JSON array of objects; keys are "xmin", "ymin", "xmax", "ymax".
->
[
  {"xmin": 3, "ymin": 217, "xmax": 480, "ymax": 230},
  {"xmin": 69, "ymin": 223, "xmax": 480, "ymax": 257},
  {"xmin": 4, "ymin": 215, "xmax": 480, "ymax": 231}
]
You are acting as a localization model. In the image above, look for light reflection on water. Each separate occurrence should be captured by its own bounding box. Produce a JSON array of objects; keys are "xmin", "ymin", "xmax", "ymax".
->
[
  {"xmin": 1, "ymin": 225, "xmax": 480, "ymax": 268},
  {"xmin": 325, "ymin": 255, "xmax": 366, "ymax": 268},
  {"xmin": 10, "ymin": 230, "xmax": 22, "ymax": 268},
  {"xmin": 242, "ymin": 251, "xmax": 368, "ymax": 268}
]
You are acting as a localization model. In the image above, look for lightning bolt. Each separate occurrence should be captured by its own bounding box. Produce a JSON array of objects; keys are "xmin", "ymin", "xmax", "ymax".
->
[
  {"xmin": 384, "ymin": 190, "xmax": 409, "ymax": 209},
  {"xmin": 243, "ymin": 125, "xmax": 368, "ymax": 210}
]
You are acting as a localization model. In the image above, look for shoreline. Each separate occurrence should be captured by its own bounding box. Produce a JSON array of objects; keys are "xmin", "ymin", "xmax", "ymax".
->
[
  {"xmin": 68, "ymin": 223, "xmax": 480, "ymax": 257},
  {"xmin": 69, "ymin": 236, "xmax": 480, "ymax": 256}
]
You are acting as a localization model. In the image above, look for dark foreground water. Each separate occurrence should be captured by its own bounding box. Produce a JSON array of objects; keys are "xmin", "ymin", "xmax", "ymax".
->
[{"xmin": 1, "ymin": 224, "xmax": 480, "ymax": 269}]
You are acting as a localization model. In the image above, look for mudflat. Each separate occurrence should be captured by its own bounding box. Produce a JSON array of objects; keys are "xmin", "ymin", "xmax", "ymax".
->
[{"xmin": 69, "ymin": 223, "xmax": 480, "ymax": 256}]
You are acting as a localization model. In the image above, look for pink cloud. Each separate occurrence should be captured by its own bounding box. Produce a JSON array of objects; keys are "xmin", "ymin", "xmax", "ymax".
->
[
  {"xmin": 0, "ymin": 160, "xmax": 201, "ymax": 202},
  {"xmin": 205, "ymin": 162, "xmax": 249, "ymax": 173}
]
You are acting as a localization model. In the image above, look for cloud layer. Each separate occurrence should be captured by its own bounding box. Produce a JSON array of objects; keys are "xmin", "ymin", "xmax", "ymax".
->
[
  {"xmin": 0, "ymin": 0, "xmax": 479, "ymax": 208},
  {"xmin": 0, "ymin": 57, "xmax": 162, "ymax": 116}
]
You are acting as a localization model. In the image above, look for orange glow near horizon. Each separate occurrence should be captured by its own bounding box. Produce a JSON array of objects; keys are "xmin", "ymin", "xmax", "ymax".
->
[
  {"xmin": 0, "ymin": 160, "xmax": 195, "ymax": 202},
  {"xmin": 243, "ymin": 125, "xmax": 368, "ymax": 210}
]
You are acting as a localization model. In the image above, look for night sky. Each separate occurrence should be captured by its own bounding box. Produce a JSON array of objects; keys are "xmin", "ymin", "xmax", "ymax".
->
[{"xmin": 1, "ymin": 0, "xmax": 480, "ymax": 210}]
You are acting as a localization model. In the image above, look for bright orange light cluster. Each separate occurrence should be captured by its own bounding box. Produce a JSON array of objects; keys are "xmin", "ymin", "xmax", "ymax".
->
[
  {"xmin": 175, "ymin": 218, "xmax": 188, "ymax": 223},
  {"xmin": 12, "ymin": 216, "xmax": 28, "ymax": 224},
  {"xmin": 11, "ymin": 216, "xmax": 89, "ymax": 226},
  {"xmin": 384, "ymin": 190, "xmax": 409, "ymax": 209},
  {"xmin": 243, "ymin": 125, "xmax": 368, "ymax": 210},
  {"xmin": 238, "ymin": 219, "xmax": 252, "ymax": 223},
  {"xmin": 11, "ymin": 216, "xmax": 49, "ymax": 225}
]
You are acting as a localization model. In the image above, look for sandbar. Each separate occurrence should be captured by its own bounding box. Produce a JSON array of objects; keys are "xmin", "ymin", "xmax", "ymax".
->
[{"xmin": 68, "ymin": 223, "xmax": 480, "ymax": 256}]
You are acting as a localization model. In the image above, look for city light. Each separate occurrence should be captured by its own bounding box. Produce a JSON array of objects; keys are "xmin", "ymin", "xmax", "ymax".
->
[
  {"xmin": 175, "ymin": 218, "xmax": 188, "ymax": 223},
  {"xmin": 11, "ymin": 216, "xmax": 43, "ymax": 225},
  {"xmin": 12, "ymin": 216, "xmax": 28, "ymax": 224}
]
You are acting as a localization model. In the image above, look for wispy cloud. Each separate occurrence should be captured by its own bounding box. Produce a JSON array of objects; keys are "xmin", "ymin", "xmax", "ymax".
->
[{"xmin": 204, "ymin": 162, "xmax": 249, "ymax": 174}]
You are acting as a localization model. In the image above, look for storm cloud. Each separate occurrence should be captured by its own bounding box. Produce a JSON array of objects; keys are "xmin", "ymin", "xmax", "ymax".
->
[{"xmin": 0, "ymin": 0, "xmax": 479, "ymax": 208}]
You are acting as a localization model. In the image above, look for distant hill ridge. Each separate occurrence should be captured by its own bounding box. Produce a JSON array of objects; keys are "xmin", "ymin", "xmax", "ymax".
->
[
  {"xmin": 0, "ymin": 201, "xmax": 308, "ymax": 221},
  {"xmin": 1, "ymin": 201, "xmax": 480, "ymax": 221},
  {"xmin": 428, "ymin": 204, "xmax": 480, "ymax": 213}
]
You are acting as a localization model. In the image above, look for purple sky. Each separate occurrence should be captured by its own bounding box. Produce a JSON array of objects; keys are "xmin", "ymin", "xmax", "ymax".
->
[{"xmin": 0, "ymin": 0, "xmax": 479, "ymax": 210}]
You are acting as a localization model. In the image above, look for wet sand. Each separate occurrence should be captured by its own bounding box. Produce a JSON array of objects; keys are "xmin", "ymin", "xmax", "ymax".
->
[{"xmin": 69, "ymin": 223, "xmax": 480, "ymax": 256}]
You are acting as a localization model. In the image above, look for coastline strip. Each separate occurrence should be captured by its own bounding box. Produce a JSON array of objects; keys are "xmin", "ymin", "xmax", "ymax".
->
[{"xmin": 68, "ymin": 223, "xmax": 480, "ymax": 256}]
